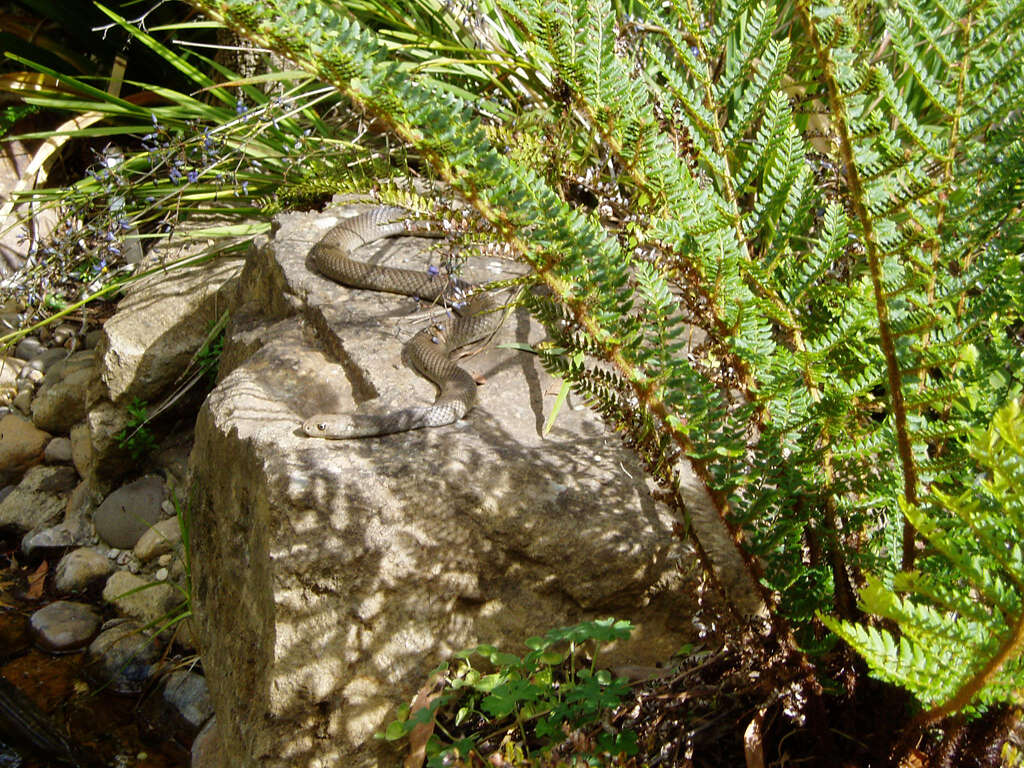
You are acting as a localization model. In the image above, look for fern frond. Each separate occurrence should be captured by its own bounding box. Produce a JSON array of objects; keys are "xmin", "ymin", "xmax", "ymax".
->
[{"xmin": 827, "ymin": 401, "xmax": 1024, "ymax": 718}]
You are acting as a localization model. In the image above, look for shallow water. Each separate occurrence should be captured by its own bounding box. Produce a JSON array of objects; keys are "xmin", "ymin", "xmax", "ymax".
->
[{"xmin": 0, "ymin": 547, "xmax": 189, "ymax": 768}]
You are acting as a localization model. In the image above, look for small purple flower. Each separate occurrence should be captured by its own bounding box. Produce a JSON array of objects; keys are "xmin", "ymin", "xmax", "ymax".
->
[
  {"xmin": 187, "ymin": 170, "xmax": 199, "ymax": 184},
  {"xmin": 152, "ymin": 112, "xmax": 159, "ymax": 126},
  {"xmin": 169, "ymin": 167, "xmax": 183, "ymax": 183},
  {"xmin": 427, "ymin": 264, "xmax": 440, "ymax": 277},
  {"xmin": 236, "ymin": 101, "xmax": 248, "ymax": 115},
  {"xmin": 241, "ymin": 181, "xmax": 249, "ymax": 195}
]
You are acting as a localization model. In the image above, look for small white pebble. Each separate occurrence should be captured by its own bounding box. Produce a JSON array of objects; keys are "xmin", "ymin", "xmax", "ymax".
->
[{"xmin": 155, "ymin": 568, "xmax": 169, "ymax": 581}]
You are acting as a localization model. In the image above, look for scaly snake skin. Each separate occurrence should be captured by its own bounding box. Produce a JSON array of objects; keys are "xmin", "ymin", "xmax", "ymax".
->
[{"xmin": 302, "ymin": 206, "xmax": 497, "ymax": 438}]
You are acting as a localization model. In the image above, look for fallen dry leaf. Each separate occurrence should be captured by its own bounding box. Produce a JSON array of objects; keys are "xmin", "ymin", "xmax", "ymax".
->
[
  {"xmin": 404, "ymin": 670, "xmax": 444, "ymax": 768},
  {"xmin": 25, "ymin": 560, "xmax": 48, "ymax": 601},
  {"xmin": 744, "ymin": 708, "xmax": 766, "ymax": 768}
]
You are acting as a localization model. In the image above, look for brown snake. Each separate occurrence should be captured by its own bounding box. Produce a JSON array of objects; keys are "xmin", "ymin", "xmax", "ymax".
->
[{"xmin": 302, "ymin": 206, "xmax": 498, "ymax": 438}]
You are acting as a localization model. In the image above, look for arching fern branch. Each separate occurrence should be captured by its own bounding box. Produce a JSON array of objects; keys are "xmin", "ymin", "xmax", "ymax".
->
[
  {"xmin": 824, "ymin": 399, "xmax": 1024, "ymax": 722},
  {"xmin": 184, "ymin": 0, "xmax": 1024, "ymax": 741}
]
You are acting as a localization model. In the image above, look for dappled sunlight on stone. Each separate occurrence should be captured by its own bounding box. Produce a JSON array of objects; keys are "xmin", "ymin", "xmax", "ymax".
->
[{"xmin": 189, "ymin": 208, "xmax": 699, "ymax": 767}]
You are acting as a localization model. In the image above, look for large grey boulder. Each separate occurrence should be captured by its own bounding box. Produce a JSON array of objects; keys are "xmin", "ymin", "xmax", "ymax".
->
[
  {"xmin": 84, "ymin": 235, "xmax": 244, "ymax": 485},
  {"xmin": 99, "ymin": 254, "xmax": 244, "ymax": 405},
  {"xmin": 190, "ymin": 207, "xmax": 693, "ymax": 768}
]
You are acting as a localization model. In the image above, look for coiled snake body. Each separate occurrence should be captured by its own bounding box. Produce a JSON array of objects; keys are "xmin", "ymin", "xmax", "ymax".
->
[{"xmin": 302, "ymin": 206, "xmax": 497, "ymax": 438}]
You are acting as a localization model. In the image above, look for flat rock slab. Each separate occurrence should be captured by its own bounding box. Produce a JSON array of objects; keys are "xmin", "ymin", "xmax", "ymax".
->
[{"xmin": 190, "ymin": 208, "xmax": 694, "ymax": 767}]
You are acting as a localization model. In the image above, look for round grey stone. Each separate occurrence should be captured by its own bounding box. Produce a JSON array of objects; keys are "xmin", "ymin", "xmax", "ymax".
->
[
  {"xmin": 103, "ymin": 570, "xmax": 179, "ymax": 626},
  {"xmin": 55, "ymin": 547, "xmax": 115, "ymax": 594},
  {"xmin": 12, "ymin": 389, "xmax": 31, "ymax": 415},
  {"xmin": 29, "ymin": 600, "xmax": 101, "ymax": 653},
  {"xmin": 20, "ymin": 358, "xmax": 42, "ymax": 375},
  {"xmin": 138, "ymin": 672, "xmax": 212, "ymax": 746},
  {"xmin": 0, "ymin": 356, "xmax": 23, "ymax": 388},
  {"xmin": 52, "ymin": 325, "xmax": 76, "ymax": 346},
  {"xmin": 36, "ymin": 348, "xmax": 68, "ymax": 372},
  {"xmin": 31, "ymin": 350, "xmax": 98, "ymax": 434},
  {"xmin": 84, "ymin": 330, "xmax": 104, "ymax": 350},
  {"xmin": 21, "ymin": 523, "xmax": 88, "ymax": 558},
  {"xmin": 43, "ymin": 437, "xmax": 73, "ymax": 465},
  {"xmin": 134, "ymin": 517, "xmax": 182, "ymax": 562},
  {"xmin": 0, "ymin": 312, "xmax": 21, "ymax": 333},
  {"xmin": 162, "ymin": 671, "xmax": 213, "ymax": 735},
  {"xmin": 86, "ymin": 619, "xmax": 160, "ymax": 694},
  {"xmin": 14, "ymin": 336, "xmax": 44, "ymax": 361},
  {"xmin": 93, "ymin": 475, "xmax": 167, "ymax": 549},
  {"xmin": 0, "ymin": 413, "xmax": 51, "ymax": 485},
  {"xmin": 190, "ymin": 717, "xmax": 220, "ymax": 768}
]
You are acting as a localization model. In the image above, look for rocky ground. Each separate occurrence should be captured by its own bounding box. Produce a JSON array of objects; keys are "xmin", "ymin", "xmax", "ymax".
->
[{"xmin": 1, "ymin": 300, "xmax": 220, "ymax": 767}]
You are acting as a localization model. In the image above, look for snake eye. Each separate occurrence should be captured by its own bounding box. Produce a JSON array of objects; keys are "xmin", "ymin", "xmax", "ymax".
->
[{"xmin": 317, "ymin": 423, "xmax": 327, "ymax": 431}]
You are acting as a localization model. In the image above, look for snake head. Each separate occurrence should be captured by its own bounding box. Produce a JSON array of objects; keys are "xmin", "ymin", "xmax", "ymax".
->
[{"xmin": 301, "ymin": 415, "xmax": 333, "ymax": 437}]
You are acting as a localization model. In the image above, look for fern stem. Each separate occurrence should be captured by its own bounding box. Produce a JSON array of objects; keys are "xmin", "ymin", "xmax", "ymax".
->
[
  {"xmin": 916, "ymin": 606, "xmax": 1024, "ymax": 727},
  {"xmin": 793, "ymin": 0, "xmax": 921, "ymax": 570},
  {"xmin": 911, "ymin": 13, "xmax": 973, "ymax": 543}
]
